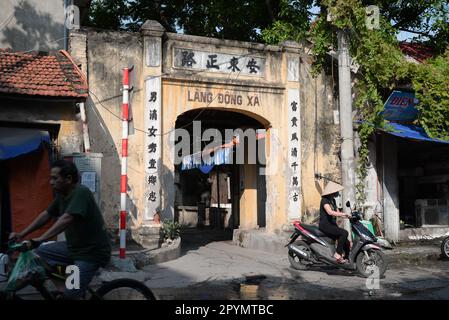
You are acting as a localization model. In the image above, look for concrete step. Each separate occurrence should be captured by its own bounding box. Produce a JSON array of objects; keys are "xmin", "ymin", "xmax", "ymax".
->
[
  {"xmin": 131, "ymin": 224, "xmax": 164, "ymax": 250},
  {"xmin": 133, "ymin": 225, "xmax": 163, "ymax": 236}
]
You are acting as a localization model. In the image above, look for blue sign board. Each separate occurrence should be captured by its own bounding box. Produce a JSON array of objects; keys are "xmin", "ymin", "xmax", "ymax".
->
[{"xmin": 383, "ymin": 91, "xmax": 419, "ymax": 122}]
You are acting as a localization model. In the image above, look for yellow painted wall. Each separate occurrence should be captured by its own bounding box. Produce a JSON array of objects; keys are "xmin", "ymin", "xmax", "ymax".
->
[
  {"xmin": 0, "ymin": 99, "xmax": 83, "ymax": 155},
  {"xmin": 299, "ymin": 57, "xmax": 341, "ymax": 223}
]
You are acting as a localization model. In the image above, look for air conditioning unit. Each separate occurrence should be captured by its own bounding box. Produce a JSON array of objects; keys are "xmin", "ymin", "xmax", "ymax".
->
[{"xmin": 415, "ymin": 199, "xmax": 449, "ymax": 227}]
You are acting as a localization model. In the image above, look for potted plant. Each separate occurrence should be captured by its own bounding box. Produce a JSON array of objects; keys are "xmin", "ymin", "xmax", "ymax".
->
[{"xmin": 161, "ymin": 219, "xmax": 180, "ymax": 243}]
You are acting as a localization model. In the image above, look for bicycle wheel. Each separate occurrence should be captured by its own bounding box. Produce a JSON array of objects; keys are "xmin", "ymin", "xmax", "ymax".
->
[
  {"xmin": 92, "ymin": 278, "xmax": 156, "ymax": 300},
  {"xmin": 0, "ymin": 291, "xmax": 24, "ymax": 300}
]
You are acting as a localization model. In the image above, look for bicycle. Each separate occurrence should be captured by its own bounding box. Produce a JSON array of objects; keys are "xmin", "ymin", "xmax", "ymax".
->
[{"xmin": 0, "ymin": 241, "xmax": 156, "ymax": 300}]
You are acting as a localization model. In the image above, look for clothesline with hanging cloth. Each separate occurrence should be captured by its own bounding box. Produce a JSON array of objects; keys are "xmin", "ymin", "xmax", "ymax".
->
[
  {"xmin": 182, "ymin": 145, "xmax": 233, "ymax": 174},
  {"xmin": 181, "ymin": 131, "xmax": 266, "ymax": 173}
]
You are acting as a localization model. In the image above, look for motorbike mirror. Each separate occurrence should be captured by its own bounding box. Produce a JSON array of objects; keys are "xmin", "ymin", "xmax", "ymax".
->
[{"xmin": 345, "ymin": 201, "xmax": 351, "ymax": 208}]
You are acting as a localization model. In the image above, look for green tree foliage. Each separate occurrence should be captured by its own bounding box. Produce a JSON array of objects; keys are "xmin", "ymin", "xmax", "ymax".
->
[
  {"xmin": 262, "ymin": 0, "xmax": 448, "ymax": 205},
  {"xmin": 376, "ymin": 0, "xmax": 449, "ymax": 53},
  {"xmin": 261, "ymin": 0, "xmax": 313, "ymax": 44},
  {"xmin": 86, "ymin": 0, "xmax": 281, "ymax": 42},
  {"xmin": 86, "ymin": 0, "xmax": 130, "ymax": 31},
  {"xmin": 86, "ymin": 0, "xmax": 448, "ymax": 205},
  {"xmin": 413, "ymin": 50, "xmax": 449, "ymax": 140}
]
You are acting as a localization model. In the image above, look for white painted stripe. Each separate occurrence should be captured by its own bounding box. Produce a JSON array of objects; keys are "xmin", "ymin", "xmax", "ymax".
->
[
  {"xmin": 120, "ymin": 230, "xmax": 126, "ymax": 248},
  {"xmin": 121, "ymin": 193, "xmax": 127, "ymax": 210},
  {"xmin": 121, "ymin": 158, "xmax": 127, "ymax": 175},
  {"xmin": 122, "ymin": 122, "xmax": 128, "ymax": 139},
  {"xmin": 123, "ymin": 90, "xmax": 129, "ymax": 104}
]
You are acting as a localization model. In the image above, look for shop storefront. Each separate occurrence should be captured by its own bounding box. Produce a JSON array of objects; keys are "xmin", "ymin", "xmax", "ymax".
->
[{"xmin": 365, "ymin": 90, "xmax": 449, "ymax": 241}]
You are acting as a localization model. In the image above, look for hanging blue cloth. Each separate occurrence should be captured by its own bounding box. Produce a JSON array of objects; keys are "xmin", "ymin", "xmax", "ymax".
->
[
  {"xmin": 199, "ymin": 164, "xmax": 214, "ymax": 174},
  {"xmin": 181, "ymin": 147, "xmax": 233, "ymax": 172}
]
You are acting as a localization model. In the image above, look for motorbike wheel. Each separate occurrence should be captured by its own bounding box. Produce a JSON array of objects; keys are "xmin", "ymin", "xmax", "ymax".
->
[
  {"xmin": 441, "ymin": 237, "xmax": 449, "ymax": 260},
  {"xmin": 288, "ymin": 240, "xmax": 311, "ymax": 270},
  {"xmin": 356, "ymin": 249, "xmax": 387, "ymax": 278}
]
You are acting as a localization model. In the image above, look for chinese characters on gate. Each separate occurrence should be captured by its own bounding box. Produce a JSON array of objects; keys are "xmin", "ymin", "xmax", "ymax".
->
[
  {"xmin": 288, "ymin": 89, "xmax": 300, "ymax": 219},
  {"xmin": 145, "ymin": 77, "xmax": 162, "ymax": 219},
  {"xmin": 175, "ymin": 48, "xmax": 265, "ymax": 76},
  {"xmin": 148, "ymin": 93, "xmax": 158, "ymax": 203}
]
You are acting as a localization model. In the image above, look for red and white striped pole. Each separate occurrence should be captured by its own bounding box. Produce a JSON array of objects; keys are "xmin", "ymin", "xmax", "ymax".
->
[{"xmin": 119, "ymin": 67, "xmax": 130, "ymax": 259}]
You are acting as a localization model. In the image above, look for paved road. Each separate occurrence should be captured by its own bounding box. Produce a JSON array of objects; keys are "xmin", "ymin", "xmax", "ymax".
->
[
  {"xmin": 143, "ymin": 240, "xmax": 449, "ymax": 300},
  {"xmin": 3, "ymin": 233, "xmax": 449, "ymax": 300}
]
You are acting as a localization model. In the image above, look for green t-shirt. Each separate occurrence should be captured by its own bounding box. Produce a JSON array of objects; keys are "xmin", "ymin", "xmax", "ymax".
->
[{"xmin": 47, "ymin": 184, "xmax": 111, "ymax": 266}]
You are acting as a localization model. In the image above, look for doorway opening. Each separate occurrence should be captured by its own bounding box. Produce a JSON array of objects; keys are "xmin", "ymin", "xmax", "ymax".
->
[{"xmin": 174, "ymin": 108, "xmax": 268, "ymax": 239}]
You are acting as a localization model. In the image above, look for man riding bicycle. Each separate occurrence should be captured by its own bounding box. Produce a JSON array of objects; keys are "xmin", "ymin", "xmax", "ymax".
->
[{"xmin": 9, "ymin": 160, "xmax": 111, "ymax": 299}]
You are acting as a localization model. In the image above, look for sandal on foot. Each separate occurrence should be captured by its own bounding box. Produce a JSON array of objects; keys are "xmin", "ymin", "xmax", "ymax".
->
[{"xmin": 336, "ymin": 257, "xmax": 348, "ymax": 264}]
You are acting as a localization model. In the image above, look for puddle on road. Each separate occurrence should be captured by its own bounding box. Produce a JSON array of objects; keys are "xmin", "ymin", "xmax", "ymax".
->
[
  {"xmin": 237, "ymin": 275, "xmax": 291, "ymax": 299},
  {"xmin": 243, "ymin": 274, "xmax": 266, "ymax": 285},
  {"xmin": 153, "ymin": 275, "xmax": 293, "ymax": 300},
  {"xmin": 238, "ymin": 284, "xmax": 259, "ymax": 299},
  {"xmin": 238, "ymin": 283, "xmax": 291, "ymax": 299},
  {"xmin": 153, "ymin": 274, "xmax": 372, "ymax": 300}
]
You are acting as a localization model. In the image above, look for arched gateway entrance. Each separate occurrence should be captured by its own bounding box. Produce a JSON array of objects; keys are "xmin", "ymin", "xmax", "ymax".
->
[{"xmin": 173, "ymin": 108, "xmax": 269, "ymax": 235}]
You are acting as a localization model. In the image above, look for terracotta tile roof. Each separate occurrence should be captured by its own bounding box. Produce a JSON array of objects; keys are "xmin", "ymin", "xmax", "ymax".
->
[
  {"xmin": 399, "ymin": 42, "xmax": 434, "ymax": 63},
  {"xmin": 0, "ymin": 49, "xmax": 88, "ymax": 99}
]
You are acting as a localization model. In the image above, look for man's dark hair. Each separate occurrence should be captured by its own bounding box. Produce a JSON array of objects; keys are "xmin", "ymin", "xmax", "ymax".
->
[{"xmin": 51, "ymin": 159, "xmax": 79, "ymax": 184}]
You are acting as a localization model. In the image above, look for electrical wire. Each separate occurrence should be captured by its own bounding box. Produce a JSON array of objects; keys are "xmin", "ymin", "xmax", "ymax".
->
[
  {"xmin": 89, "ymin": 50, "xmax": 260, "ymax": 137},
  {"xmin": 87, "ymin": 41, "xmax": 267, "ymax": 177}
]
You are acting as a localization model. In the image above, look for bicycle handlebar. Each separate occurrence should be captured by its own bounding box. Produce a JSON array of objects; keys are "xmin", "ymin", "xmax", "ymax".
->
[{"xmin": 5, "ymin": 240, "xmax": 34, "ymax": 254}]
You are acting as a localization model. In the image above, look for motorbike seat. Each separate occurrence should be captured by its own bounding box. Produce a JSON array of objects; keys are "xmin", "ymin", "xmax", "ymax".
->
[{"xmin": 301, "ymin": 224, "xmax": 328, "ymax": 238}]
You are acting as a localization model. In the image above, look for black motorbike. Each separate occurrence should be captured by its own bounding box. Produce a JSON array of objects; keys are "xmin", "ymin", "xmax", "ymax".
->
[{"xmin": 286, "ymin": 201, "xmax": 387, "ymax": 278}]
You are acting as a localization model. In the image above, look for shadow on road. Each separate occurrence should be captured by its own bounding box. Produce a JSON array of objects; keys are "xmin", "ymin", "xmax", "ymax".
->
[{"xmin": 179, "ymin": 227, "xmax": 233, "ymax": 255}]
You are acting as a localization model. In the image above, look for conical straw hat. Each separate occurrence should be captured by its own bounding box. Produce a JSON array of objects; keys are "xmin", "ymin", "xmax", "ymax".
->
[{"xmin": 321, "ymin": 181, "xmax": 344, "ymax": 196}]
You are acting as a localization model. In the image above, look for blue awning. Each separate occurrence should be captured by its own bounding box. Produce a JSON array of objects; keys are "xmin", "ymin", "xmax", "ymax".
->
[
  {"xmin": 0, "ymin": 127, "xmax": 50, "ymax": 160},
  {"xmin": 379, "ymin": 122, "xmax": 449, "ymax": 144}
]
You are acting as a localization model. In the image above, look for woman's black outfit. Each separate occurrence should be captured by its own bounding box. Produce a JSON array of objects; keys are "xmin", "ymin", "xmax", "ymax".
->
[{"xmin": 319, "ymin": 196, "xmax": 350, "ymax": 257}]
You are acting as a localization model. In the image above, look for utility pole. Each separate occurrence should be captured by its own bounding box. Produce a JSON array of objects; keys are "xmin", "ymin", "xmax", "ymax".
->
[{"xmin": 337, "ymin": 29, "xmax": 356, "ymax": 234}]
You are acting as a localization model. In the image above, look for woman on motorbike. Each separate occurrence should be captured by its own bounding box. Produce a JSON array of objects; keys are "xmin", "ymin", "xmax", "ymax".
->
[{"xmin": 319, "ymin": 181, "xmax": 352, "ymax": 264}]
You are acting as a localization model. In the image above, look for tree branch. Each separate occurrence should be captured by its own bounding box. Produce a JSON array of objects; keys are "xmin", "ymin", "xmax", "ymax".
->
[
  {"xmin": 398, "ymin": 28, "xmax": 432, "ymax": 37},
  {"xmin": 391, "ymin": 5, "xmax": 432, "ymax": 29}
]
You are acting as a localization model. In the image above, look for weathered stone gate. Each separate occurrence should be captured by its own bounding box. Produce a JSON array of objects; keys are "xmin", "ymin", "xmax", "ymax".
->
[{"xmin": 70, "ymin": 20, "xmax": 341, "ymax": 248}]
